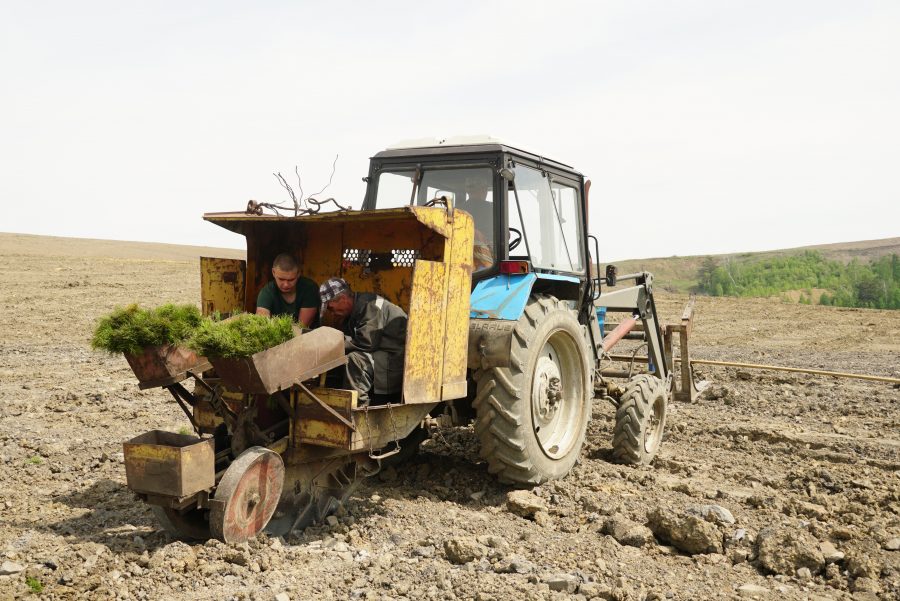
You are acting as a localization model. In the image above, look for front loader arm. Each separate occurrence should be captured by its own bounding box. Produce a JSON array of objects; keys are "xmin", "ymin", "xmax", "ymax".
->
[{"xmin": 593, "ymin": 272, "xmax": 668, "ymax": 383}]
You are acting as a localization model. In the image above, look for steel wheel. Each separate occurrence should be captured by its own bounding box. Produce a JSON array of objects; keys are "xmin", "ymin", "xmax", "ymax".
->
[{"xmin": 209, "ymin": 446, "xmax": 285, "ymax": 543}]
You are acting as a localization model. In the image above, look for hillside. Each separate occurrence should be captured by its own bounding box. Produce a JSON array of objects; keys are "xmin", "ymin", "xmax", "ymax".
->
[{"xmin": 610, "ymin": 237, "xmax": 900, "ymax": 294}]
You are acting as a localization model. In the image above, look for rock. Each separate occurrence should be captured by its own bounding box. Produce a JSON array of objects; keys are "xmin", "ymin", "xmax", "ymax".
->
[
  {"xmin": 443, "ymin": 538, "xmax": 485, "ymax": 564},
  {"xmin": 730, "ymin": 548, "xmax": 750, "ymax": 564},
  {"xmin": 577, "ymin": 581, "xmax": 612, "ymax": 598},
  {"xmin": 412, "ymin": 545, "xmax": 435, "ymax": 558},
  {"xmin": 755, "ymin": 528, "xmax": 825, "ymax": 576},
  {"xmin": 647, "ymin": 507, "xmax": 723, "ymax": 555},
  {"xmin": 0, "ymin": 561, "xmax": 25, "ymax": 575},
  {"xmin": 885, "ymin": 537, "xmax": 900, "ymax": 551},
  {"xmin": 275, "ymin": 594, "xmax": 291, "ymax": 601},
  {"xmin": 533, "ymin": 510, "xmax": 553, "ymax": 527},
  {"xmin": 602, "ymin": 514, "xmax": 654, "ymax": 547},
  {"xmin": 737, "ymin": 583, "xmax": 769, "ymax": 598},
  {"xmin": 796, "ymin": 567, "xmax": 812, "ymax": 580},
  {"xmin": 844, "ymin": 548, "xmax": 880, "ymax": 579},
  {"xmin": 819, "ymin": 541, "xmax": 844, "ymax": 563},
  {"xmin": 544, "ymin": 573, "xmax": 579, "ymax": 593},
  {"xmin": 687, "ymin": 504, "xmax": 736, "ymax": 525},
  {"xmin": 494, "ymin": 555, "xmax": 535, "ymax": 574},
  {"xmin": 325, "ymin": 515, "xmax": 339, "ymax": 527},
  {"xmin": 795, "ymin": 501, "xmax": 829, "ymax": 520},
  {"xmin": 506, "ymin": 490, "xmax": 546, "ymax": 518},
  {"xmin": 850, "ymin": 577, "xmax": 881, "ymax": 593}
]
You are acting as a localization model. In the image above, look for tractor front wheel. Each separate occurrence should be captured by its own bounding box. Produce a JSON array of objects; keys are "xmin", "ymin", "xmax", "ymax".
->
[
  {"xmin": 612, "ymin": 374, "xmax": 667, "ymax": 465},
  {"xmin": 473, "ymin": 295, "xmax": 591, "ymax": 484}
]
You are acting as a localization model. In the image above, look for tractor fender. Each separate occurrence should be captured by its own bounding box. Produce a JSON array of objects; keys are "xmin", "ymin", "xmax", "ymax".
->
[{"xmin": 467, "ymin": 273, "xmax": 582, "ymax": 369}]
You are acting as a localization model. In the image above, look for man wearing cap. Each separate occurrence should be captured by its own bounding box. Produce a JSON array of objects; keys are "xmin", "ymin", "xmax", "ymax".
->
[{"xmin": 319, "ymin": 278, "xmax": 407, "ymax": 406}]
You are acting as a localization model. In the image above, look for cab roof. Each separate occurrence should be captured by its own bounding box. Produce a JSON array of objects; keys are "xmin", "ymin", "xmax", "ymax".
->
[{"xmin": 373, "ymin": 136, "xmax": 581, "ymax": 176}]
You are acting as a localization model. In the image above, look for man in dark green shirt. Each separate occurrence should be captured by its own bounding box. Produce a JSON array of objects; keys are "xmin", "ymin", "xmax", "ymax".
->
[{"xmin": 255, "ymin": 253, "xmax": 319, "ymax": 326}]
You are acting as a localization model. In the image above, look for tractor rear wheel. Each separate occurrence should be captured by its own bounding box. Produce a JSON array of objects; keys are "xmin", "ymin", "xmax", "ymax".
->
[
  {"xmin": 473, "ymin": 295, "xmax": 591, "ymax": 484},
  {"xmin": 612, "ymin": 374, "xmax": 667, "ymax": 465}
]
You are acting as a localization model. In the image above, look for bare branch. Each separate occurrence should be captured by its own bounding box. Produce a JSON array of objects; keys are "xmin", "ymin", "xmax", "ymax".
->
[{"xmin": 307, "ymin": 154, "xmax": 339, "ymax": 199}]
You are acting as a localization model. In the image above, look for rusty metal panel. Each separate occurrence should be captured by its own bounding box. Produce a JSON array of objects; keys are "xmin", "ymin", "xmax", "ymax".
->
[
  {"xmin": 339, "ymin": 265, "xmax": 414, "ymax": 314},
  {"xmin": 294, "ymin": 387, "xmax": 356, "ymax": 449},
  {"xmin": 124, "ymin": 344, "xmax": 211, "ymax": 390},
  {"xmin": 200, "ymin": 257, "xmax": 246, "ymax": 317},
  {"xmin": 123, "ymin": 430, "xmax": 214, "ymax": 497},
  {"xmin": 350, "ymin": 403, "xmax": 438, "ymax": 451},
  {"xmin": 209, "ymin": 326, "xmax": 346, "ymax": 395},
  {"xmin": 441, "ymin": 210, "xmax": 474, "ymax": 400},
  {"xmin": 402, "ymin": 260, "xmax": 447, "ymax": 404}
]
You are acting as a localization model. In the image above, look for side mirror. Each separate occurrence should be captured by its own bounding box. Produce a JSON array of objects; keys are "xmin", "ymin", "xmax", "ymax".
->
[
  {"xmin": 605, "ymin": 264, "xmax": 618, "ymax": 287},
  {"xmin": 499, "ymin": 167, "xmax": 515, "ymax": 182}
]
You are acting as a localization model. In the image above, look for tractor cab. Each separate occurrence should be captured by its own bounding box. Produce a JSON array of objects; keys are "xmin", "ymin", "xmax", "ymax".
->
[{"xmin": 363, "ymin": 137, "xmax": 589, "ymax": 292}]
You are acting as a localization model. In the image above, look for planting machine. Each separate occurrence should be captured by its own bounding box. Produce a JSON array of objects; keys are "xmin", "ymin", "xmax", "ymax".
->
[{"xmin": 121, "ymin": 138, "xmax": 703, "ymax": 542}]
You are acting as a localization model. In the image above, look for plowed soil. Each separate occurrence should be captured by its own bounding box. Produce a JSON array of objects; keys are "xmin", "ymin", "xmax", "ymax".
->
[{"xmin": 1, "ymin": 233, "xmax": 898, "ymax": 600}]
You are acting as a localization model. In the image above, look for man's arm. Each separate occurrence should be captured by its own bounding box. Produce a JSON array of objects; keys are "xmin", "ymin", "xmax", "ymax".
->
[
  {"xmin": 256, "ymin": 307, "xmax": 272, "ymax": 317},
  {"xmin": 298, "ymin": 307, "xmax": 316, "ymax": 327}
]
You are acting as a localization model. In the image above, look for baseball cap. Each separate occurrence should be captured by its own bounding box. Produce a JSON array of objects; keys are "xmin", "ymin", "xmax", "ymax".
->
[{"xmin": 319, "ymin": 277, "xmax": 351, "ymax": 310}]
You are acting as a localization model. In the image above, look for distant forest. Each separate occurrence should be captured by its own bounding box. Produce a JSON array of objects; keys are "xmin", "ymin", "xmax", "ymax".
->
[{"xmin": 696, "ymin": 251, "xmax": 900, "ymax": 309}]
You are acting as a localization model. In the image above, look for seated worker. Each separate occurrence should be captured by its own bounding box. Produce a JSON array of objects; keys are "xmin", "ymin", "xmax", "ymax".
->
[
  {"xmin": 461, "ymin": 176, "xmax": 494, "ymax": 270},
  {"xmin": 319, "ymin": 277, "xmax": 407, "ymax": 406},
  {"xmin": 255, "ymin": 253, "xmax": 319, "ymax": 327}
]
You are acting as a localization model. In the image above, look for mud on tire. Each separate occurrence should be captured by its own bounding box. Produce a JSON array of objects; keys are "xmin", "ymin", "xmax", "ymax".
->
[
  {"xmin": 612, "ymin": 374, "xmax": 667, "ymax": 465},
  {"xmin": 472, "ymin": 295, "xmax": 591, "ymax": 484}
]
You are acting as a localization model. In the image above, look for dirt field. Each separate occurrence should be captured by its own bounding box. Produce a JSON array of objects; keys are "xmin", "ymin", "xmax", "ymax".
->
[{"xmin": 1, "ymin": 233, "xmax": 898, "ymax": 600}]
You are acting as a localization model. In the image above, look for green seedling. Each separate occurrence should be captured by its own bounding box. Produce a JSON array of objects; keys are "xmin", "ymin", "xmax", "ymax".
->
[
  {"xmin": 26, "ymin": 576, "xmax": 43, "ymax": 593},
  {"xmin": 27, "ymin": 456, "xmax": 43, "ymax": 465},
  {"xmin": 188, "ymin": 313, "xmax": 295, "ymax": 358},
  {"xmin": 91, "ymin": 303, "xmax": 203, "ymax": 355}
]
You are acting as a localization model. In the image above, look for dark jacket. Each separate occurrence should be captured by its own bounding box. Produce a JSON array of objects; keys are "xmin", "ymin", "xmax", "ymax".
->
[{"xmin": 342, "ymin": 292, "xmax": 407, "ymax": 394}]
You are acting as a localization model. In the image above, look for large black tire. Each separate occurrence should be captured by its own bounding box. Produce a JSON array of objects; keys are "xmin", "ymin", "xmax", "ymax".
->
[
  {"xmin": 612, "ymin": 374, "xmax": 667, "ymax": 465},
  {"xmin": 473, "ymin": 295, "xmax": 592, "ymax": 484}
]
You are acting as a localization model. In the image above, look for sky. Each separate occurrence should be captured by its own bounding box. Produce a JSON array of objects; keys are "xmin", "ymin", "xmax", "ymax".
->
[{"xmin": 2, "ymin": 1, "xmax": 898, "ymax": 260}]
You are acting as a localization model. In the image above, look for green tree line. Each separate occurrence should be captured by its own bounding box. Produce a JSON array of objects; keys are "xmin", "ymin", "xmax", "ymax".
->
[{"xmin": 696, "ymin": 251, "xmax": 900, "ymax": 309}]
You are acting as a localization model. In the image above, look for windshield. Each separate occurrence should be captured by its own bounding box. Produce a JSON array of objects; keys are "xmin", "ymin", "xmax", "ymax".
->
[
  {"xmin": 508, "ymin": 165, "xmax": 584, "ymax": 272},
  {"xmin": 374, "ymin": 167, "xmax": 495, "ymax": 271}
]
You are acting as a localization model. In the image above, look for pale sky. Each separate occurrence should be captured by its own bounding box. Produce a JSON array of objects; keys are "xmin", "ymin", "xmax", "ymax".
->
[{"xmin": 2, "ymin": 1, "xmax": 898, "ymax": 260}]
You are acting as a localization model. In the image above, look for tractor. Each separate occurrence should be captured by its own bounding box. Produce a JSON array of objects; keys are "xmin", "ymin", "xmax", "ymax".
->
[{"xmin": 121, "ymin": 137, "xmax": 701, "ymax": 542}]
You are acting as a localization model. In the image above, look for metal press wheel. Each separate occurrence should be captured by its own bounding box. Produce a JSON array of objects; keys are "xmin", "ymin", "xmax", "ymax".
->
[{"xmin": 209, "ymin": 446, "xmax": 285, "ymax": 543}]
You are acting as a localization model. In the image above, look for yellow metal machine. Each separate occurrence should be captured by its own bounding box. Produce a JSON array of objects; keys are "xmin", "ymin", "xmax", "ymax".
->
[{"xmin": 126, "ymin": 206, "xmax": 474, "ymax": 542}]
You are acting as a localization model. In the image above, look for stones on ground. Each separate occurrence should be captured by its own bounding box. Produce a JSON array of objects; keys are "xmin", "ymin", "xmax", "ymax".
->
[
  {"xmin": 493, "ymin": 555, "xmax": 535, "ymax": 574},
  {"xmin": 602, "ymin": 513, "xmax": 655, "ymax": 547},
  {"xmin": 794, "ymin": 500, "xmax": 829, "ymax": 520},
  {"xmin": 796, "ymin": 566, "xmax": 812, "ymax": 580},
  {"xmin": 686, "ymin": 504, "xmax": 736, "ymax": 525},
  {"xmin": 0, "ymin": 561, "xmax": 25, "ymax": 575},
  {"xmin": 443, "ymin": 537, "xmax": 485, "ymax": 564},
  {"xmin": 544, "ymin": 573, "xmax": 579, "ymax": 593},
  {"xmin": 274, "ymin": 594, "xmax": 290, "ymax": 601},
  {"xmin": 506, "ymin": 490, "xmax": 546, "ymax": 518},
  {"xmin": 884, "ymin": 537, "xmax": 900, "ymax": 551},
  {"xmin": 647, "ymin": 507, "xmax": 724, "ymax": 555},
  {"xmin": 737, "ymin": 583, "xmax": 770, "ymax": 598},
  {"xmin": 755, "ymin": 527, "xmax": 825, "ymax": 575},
  {"xmin": 818, "ymin": 541, "xmax": 844, "ymax": 563}
]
